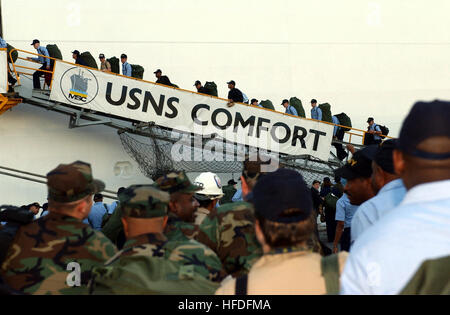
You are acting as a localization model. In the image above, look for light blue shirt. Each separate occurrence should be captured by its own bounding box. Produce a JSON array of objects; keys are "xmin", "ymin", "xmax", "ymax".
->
[
  {"xmin": 285, "ymin": 105, "xmax": 298, "ymax": 116},
  {"xmin": 341, "ymin": 180, "xmax": 450, "ymax": 295},
  {"xmin": 369, "ymin": 123, "xmax": 382, "ymax": 141},
  {"xmin": 32, "ymin": 46, "xmax": 51, "ymax": 67},
  {"xmin": 351, "ymin": 179, "xmax": 406, "ymax": 244},
  {"xmin": 242, "ymin": 93, "xmax": 249, "ymax": 104},
  {"xmin": 232, "ymin": 189, "xmax": 243, "ymax": 202},
  {"xmin": 0, "ymin": 37, "xmax": 7, "ymax": 48},
  {"xmin": 122, "ymin": 62, "xmax": 132, "ymax": 76},
  {"xmin": 86, "ymin": 202, "xmax": 107, "ymax": 231},
  {"xmin": 107, "ymin": 201, "xmax": 119, "ymax": 215},
  {"xmin": 332, "ymin": 116, "xmax": 340, "ymax": 136},
  {"xmin": 335, "ymin": 194, "xmax": 359, "ymax": 229},
  {"xmin": 311, "ymin": 106, "xmax": 322, "ymax": 120}
]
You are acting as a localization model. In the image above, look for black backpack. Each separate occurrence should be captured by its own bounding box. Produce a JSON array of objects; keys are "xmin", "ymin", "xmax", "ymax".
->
[{"xmin": 378, "ymin": 125, "xmax": 390, "ymax": 137}]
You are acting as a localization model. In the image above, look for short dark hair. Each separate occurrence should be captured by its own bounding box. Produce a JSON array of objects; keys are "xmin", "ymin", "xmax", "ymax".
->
[
  {"xmin": 311, "ymin": 99, "xmax": 317, "ymax": 104},
  {"xmin": 117, "ymin": 187, "xmax": 126, "ymax": 196},
  {"xmin": 94, "ymin": 193, "xmax": 103, "ymax": 201},
  {"xmin": 256, "ymin": 212, "xmax": 315, "ymax": 248},
  {"xmin": 312, "ymin": 180, "xmax": 320, "ymax": 185}
]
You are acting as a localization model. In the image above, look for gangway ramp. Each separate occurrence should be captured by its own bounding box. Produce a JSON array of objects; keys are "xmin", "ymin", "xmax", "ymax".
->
[{"xmin": 4, "ymin": 48, "xmax": 373, "ymax": 180}]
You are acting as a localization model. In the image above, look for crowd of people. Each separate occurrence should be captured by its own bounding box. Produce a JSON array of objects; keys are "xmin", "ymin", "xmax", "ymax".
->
[
  {"xmin": 0, "ymin": 99, "xmax": 448, "ymax": 295},
  {"xmin": 2, "ymin": 36, "xmax": 388, "ymax": 155}
]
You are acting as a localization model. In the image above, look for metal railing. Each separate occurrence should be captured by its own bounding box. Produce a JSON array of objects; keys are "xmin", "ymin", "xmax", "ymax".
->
[{"xmin": 8, "ymin": 48, "xmax": 392, "ymax": 145}]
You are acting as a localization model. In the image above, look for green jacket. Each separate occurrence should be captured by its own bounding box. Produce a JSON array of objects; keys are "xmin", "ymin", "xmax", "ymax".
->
[
  {"xmin": 221, "ymin": 184, "xmax": 237, "ymax": 205},
  {"xmin": 400, "ymin": 256, "xmax": 450, "ymax": 295}
]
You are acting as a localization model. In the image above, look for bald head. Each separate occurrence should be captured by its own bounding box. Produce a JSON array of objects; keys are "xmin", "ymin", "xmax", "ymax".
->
[{"xmin": 394, "ymin": 136, "xmax": 450, "ymax": 190}]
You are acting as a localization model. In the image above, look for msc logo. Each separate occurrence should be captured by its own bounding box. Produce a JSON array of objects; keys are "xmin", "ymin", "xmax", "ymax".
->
[{"xmin": 60, "ymin": 67, "xmax": 99, "ymax": 105}]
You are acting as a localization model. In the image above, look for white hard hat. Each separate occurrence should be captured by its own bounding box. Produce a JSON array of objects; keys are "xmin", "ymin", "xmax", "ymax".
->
[{"xmin": 193, "ymin": 172, "xmax": 224, "ymax": 200}]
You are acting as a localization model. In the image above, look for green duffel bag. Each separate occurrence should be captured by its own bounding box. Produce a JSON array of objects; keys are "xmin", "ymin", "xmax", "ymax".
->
[
  {"xmin": 131, "ymin": 64, "xmax": 144, "ymax": 79},
  {"xmin": 334, "ymin": 113, "xmax": 352, "ymax": 132},
  {"xmin": 260, "ymin": 100, "xmax": 275, "ymax": 110},
  {"xmin": 204, "ymin": 81, "xmax": 218, "ymax": 97},
  {"xmin": 80, "ymin": 51, "xmax": 98, "ymax": 69},
  {"xmin": 46, "ymin": 44, "xmax": 62, "ymax": 60},
  {"xmin": 107, "ymin": 56, "xmax": 120, "ymax": 74},
  {"xmin": 6, "ymin": 43, "xmax": 18, "ymax": 63},
  {"xmin": 290, "ymin": 97, "xmax": 306, "ymax": 118},
  {"xmin": 319, "ymin": 103, "xmax": 333, "ymax": 123}
]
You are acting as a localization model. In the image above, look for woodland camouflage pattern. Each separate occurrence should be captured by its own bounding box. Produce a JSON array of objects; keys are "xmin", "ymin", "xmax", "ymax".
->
[
  {"xmin": 0, "ymin": 212, "xmax": 117, "ymax": 295},
  {"xmin": 194, "ymin": 201, "xmax": 263, "ymax": 277},
  {"xmin": 119, "ymin": 185, "xmax": 170, "ymax": 218},
  {"xmin": 94, "ymin": 233, "xmax": 224, "ymax": 283}
]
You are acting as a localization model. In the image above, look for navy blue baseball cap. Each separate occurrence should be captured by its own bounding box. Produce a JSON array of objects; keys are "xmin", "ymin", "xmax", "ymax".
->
[
  {"xmin": 397, "ymin": 100, "xmax": 450, "ymax": 160},
  {"xmin": 252, "ymin": 168, "xmax": 313, "ymax": 224},
  {"xmin": 334, "ymin": 145, "xmax": 378, "ymax": 180},
  {"xmin": 374, "ymin": 139, "xmax": 398, "ymax": 174}
]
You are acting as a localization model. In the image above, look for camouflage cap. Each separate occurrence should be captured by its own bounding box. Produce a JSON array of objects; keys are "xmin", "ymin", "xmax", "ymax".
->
[
  {"xmin": 47, "ymin": 161, "xmax": 105, "ymax": 203},
  {"xmin": 119, "ymin": 185, "xmax": 170, "ymax": 218},
  {"xmin": 154, "ymin": 171, "xmax": 202, "ymax": 194}
]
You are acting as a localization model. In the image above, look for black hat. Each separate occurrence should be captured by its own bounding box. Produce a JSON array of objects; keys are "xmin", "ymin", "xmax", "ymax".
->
[
  {"xmin": 311, "ymin": 99, "xmax": 317, "ymax": 104},
  {"xmin": 397, "ymin": 100, "xmax": 450, "ymax": 160},
  {"xmin": 154, "ymin": 69, "xmax": 162, "ymax": 74},
  {"xmin": 374, "ymin": 139, "xmax": 397, "ymax": 174},
  {"xmin": 31, "ymin": 39, "xmax": 40, "ymax": 45},
  {"xmin": 28, "ymin": 202, "xmax": 41, "ymax": 209},
  {"xmin": 367, "ymin": 117, "xmax": 374, "ymax": 123},
  {"xmin": 120, "ymin": 54, "xmax": 127, "ymax": 59},
  {"xmin": 194, "ymin": 80, "xmax": 201, "ymax": 86},
  {"xmin": 281, "ymin": 99, "xmax": 289, "ymax": 105},
  {"xmin": 99, "ymin": 54, "xmax": 105, "ymax": 59},
  {"xmin": 227, "ymin": 80, "xmax": 236, "ymax": 85},
  {"xmin": 334, "ymin": 145, "xmax": 378, "ymax": 180},
  {"xmin": 251, "ymin": 99, "xmax": 258, "ymax": 104},
  {"xmin": 253, "ymin": 168, "xmax": 313, "ymax": 224},
  {"xmin": 228, "ymin": 179, "xmax": 238, "ymax": 185},
  {"xmin": 72, "ymin": 50, "xmax": 80, "ymax": 56}
]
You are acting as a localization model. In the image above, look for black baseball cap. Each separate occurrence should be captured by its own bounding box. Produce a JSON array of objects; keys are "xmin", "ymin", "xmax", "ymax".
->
[
  {"xmin": 99, "ymin": 54, "xmax": 105, "ymax": 59},
  {"xmin": 334, "ymin": 145, "xmax": 378, "ymax": 180},
  {"xmin": 154, "ymin": 69, "xmax": 162, "ymax": 74},
  {"xmin": 120, "ymin": 54, "xmax": 127, "ymax": 59},
  {"xmin": 227, "ymin": 80, "xmax": 235, "ymax": 85},
  {"xmin": 374, "ymin": 139, "xmax": 397, "ymax": 174},
  {"xmin": 228, "ymin": 179, "xmax": 238, "ymax": 185},
  {"xmin": 281, "ymin": 99, "xmax": 289, "ymax": 105},
  {"xmin": 252, "ymin": 168, "xmax": 313, "ymax": 224},
  {"xmin": 311, "ymin": 99, "xmax": 317, "ymax": 104},
  {"xmin": 72, "ymin": 50, "xmax": 80, "ymax": 56},
  {"xmin": 367, "ymin": 117, "xmax": 374, "ymax": 123},
  {"xmin": 194, "ymin": 80, "xmax": 201, "ymax": 86},
  {"xmin": 31, "ymin": 39, "xmax": 40, "ymax": 45},
  {"xmin": 397, "ymin": 100, "xmax": 450, "ymax": 160},
  {"xmin": 251, "ymin": 99, "xmax": 258, "ymax": 104}
]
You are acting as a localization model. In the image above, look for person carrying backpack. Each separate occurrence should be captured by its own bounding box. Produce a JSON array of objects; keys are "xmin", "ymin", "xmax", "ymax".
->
[
  {"xmin": 366, "ymin": 117, "xmax": 383, "ymax": 145},
  {"xmin": 215, "ymin": 168, "xmax": 348, "ymax": 295}
]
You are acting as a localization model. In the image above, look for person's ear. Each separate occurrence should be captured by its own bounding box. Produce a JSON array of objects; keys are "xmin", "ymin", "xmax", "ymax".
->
[
  {"xmin": 255, "ymin": 220, "xmax": 266, "ymax": 247},
  {"xmin": 121, "ymin": 218, "xmax": 129, "ymax": 238},
  {"xmin": 393, "ymin": 150, "xmax": 406, "ymax": 177},
  {"xmin": 162, "ymin": 216, "xmax": 169, "ymax": 229}
]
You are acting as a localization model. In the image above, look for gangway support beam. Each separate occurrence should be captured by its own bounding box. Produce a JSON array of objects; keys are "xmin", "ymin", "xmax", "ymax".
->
[{"xmin": 0, "ymin": 93, "xmax": 22, "ymax": 115}]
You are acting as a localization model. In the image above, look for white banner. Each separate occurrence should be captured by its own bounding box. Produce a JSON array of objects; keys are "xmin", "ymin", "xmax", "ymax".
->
[
  {"xmin": 0, "ymin": 49, "xmax": 7, "ymax": 93},
  {"xmin": 50, "ymin": 61, "xmax": 333, "ymax": 160}
]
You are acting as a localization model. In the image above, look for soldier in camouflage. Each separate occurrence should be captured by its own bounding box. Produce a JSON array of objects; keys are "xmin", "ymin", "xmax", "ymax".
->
[
  {"xmin": 89, "ymin": 185, "xmax": 223, "ymax": 294},
  {"xmin": 157, "ymin": 171, "xmax": 203, "ymax": 241},
  {"xmin": 0, "ymin": 161, "xmax": 117, "ymax": 295}
]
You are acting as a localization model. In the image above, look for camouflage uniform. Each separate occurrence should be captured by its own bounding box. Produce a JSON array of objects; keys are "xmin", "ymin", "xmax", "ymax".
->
[
  {"xmin": 0, "ymin": 161, "xmax": 117, "ymax": 295},
  {"xmin": 194, "ymin": 201, "xmax": 263, "ymax": 277},
  {"xmin": 90, "ymin": 185, "xmax": 224, "ymax": 294}
]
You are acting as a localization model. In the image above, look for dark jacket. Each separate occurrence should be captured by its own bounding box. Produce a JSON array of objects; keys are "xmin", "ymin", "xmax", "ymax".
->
[
  {"xmin": 156, "ymin": 75, "xmax": 172, "ymax": 86},
  {"xmin": 197, "ymin": 86, "xmax": 207, "ymax": 94},
  {"xmin": 311, "ymin": 187, "xmax": 322, "ymax": 213},
  {"xmin": 228, "ymin": 88, "xmax": 243, "ymax": 103},
  {"xmin": 75, "ymin": 56, "xmax": 87, "ymax": 66}
]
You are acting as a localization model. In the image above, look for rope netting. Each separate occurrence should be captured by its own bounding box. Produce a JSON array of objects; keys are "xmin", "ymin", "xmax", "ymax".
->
[{"xmin": 118, "ymin": 128, "xmax": 334, "ymax": 183}]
